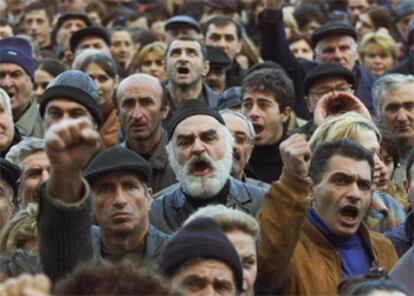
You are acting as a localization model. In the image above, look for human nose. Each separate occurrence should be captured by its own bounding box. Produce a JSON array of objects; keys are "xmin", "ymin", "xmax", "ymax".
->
[
  {"xmin": 247, "ymin": 104, "xmax": 260, "ymax": 120},
  {"xmin": 191, "ymin": 138, "xmax": 206, "ymax": 155},
  {"xmin": 34, "ymin": 86, "xmax": 43, "ymax": 98},
  {"xmin": 396, "ymin": 108, "xmax": 409, "ymax": 122},
  {"xmin": 41, "ymin": 169, "xmax": 50, "ymax": 183},
  {"xmin": 346, "ymin": 182, "xmax": 362, "ymax": 203},
  {"xmin": 0, "ymin": 75, "xmax": 13, "ymax": 88},
  {"xmin": 113, "ymin": 186, "xmax": 128, "ymax": 207},
  {"xmin": 131, "ymin": 106, "xmax": 144, "ymax": 119}
]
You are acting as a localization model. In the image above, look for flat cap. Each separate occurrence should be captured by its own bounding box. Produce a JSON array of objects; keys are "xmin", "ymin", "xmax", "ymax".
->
[
  {"xmin": 303, "ymin": 63, "xmax": 355, "ymax": 95},
  {"xmin": 70, "ymin": 27, "xmax": 110, "ymax": 52},
  {"xmin": 0, "ymin": 158, "xmax": 21, "ymax": 197},
  {"xmin": 311, "ymin": 20, "xmax": 356, "ymax": 48},
  {"xmin": 206, "ymin": 45, "xmax": 232, "ymax": 68},
  {"xmin": 84, "ymin": 146, "xmax": 152, "ymax": 184},
  {"xmin": 165, "ymin": 15, "xmax": 201, "ymax": 32}
]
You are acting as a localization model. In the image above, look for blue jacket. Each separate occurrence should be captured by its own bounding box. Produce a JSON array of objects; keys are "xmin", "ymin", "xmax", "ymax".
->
[{"xmin": 385, "ymin": 212, "xmax": 413, "ymax": 257}]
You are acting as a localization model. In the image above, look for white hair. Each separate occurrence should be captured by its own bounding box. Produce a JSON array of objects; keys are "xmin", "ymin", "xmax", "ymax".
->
[
  {"xmin": 6, "ymin": 137, "xmax": 45, "ymax": 168},
  {"xmin": 167, "ymin": 124, "xmax": 234, "ymax": 199},
  {"xmin": 72, "ymin": 48, "xmax": 102, "ymax": 70},
  {"xmin": 0, "ymin": 87, "xmax": 12, "ymax": 115}
]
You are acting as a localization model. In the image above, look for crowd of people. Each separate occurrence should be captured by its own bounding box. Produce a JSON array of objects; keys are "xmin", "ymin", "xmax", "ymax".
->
[{"xmin": 0, "ymin": 0, "xmax": 413, "ymax": 295}]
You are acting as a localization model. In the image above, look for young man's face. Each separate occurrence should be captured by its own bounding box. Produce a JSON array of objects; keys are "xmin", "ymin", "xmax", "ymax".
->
[
  {"xmin": 24, "ymin": 9, "xmax": 52, "ymax": 47},
  {"xmin": 241, "ymin": 88, "xmax": 289, "ymax": 146},
  {"xmin": 312, "ymin": 154, "xmax": 372, "ymax": 237},
  {"xmin": 205, "ymin": 23, "xmax": 241, "ymax": 61}
]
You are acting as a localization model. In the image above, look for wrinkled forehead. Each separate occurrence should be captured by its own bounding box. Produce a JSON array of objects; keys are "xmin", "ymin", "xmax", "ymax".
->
[
  {"xmin": 174, "ymin": 115, "xmax": 223, "ymax": 138},
  {"xmin": 317, "ymin": 35, "xmax": 355, "ymax": 48},
  {"xmin": 168, "ymin": 40, "xmax": 203, "ymax": 54}
]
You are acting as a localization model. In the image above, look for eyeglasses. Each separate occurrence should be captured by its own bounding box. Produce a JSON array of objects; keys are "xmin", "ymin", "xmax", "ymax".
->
[
  {"xmin": 232, "ymin": 132, "xmax": 253, "ymax": 145},
  {"xmin": 309, "ymin": 84, "xmax": 353, "ymax": 97}
]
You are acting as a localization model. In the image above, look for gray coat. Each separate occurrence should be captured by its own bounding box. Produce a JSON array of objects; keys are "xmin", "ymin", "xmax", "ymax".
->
[
  {"xmin": 149, "ymin": 177, "xmax": 265, "ymax": 234},
  {"xmin": 38, "ymin": 181, "xmax": 170, "ymax": 283}
]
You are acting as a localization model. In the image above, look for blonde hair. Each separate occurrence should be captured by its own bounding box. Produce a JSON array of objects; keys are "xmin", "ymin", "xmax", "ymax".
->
[
  {"xmin": 0, "ymin": 204, "xmax": 38, "ymax": 253},
  {"xmin": 359, "ymin": 32, "xmax": 397, "ymax": 61},
  {"xmin": 0, "ymin": 88, "xmax": 12, "ymax": 116},
  {"xmin": 138, "ymin": 42, "xmax": 166, "ymax": 65},
  {"xmin": 185, "ymin": 205, "xmax": 260, "ymax": 242},
  {"xmin": 309, "ymin": 112, "xmax": 381, "ymax": 151},
  {"xmin": 283, "ymin": 8, "xmax": 299, "ymax": 36}
]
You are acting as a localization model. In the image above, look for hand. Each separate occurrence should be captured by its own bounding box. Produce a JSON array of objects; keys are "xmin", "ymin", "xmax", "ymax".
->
[
  {"xmin": 0, "ymin": 274, "xmax": 51, "ymax": 296},
  {"xmin": 279, "ymin": 134, "xmax": 311, "ymax": 178},
  {"xmin": 45, "ymin": 118, "xmax": 99, "ymax": 175},
  {"xmin": 313, "ymin": 92, "xmax": 371, "ymax": 126},
  {"xmin": 265, "ymin": 0, "xmax": 283, "ymax": 10}
]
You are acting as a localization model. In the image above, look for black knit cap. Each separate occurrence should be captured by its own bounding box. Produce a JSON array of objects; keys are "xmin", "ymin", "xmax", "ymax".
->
[
  {"xmin": 83, "ymin": 146, "xmax": 152, "ymax": 184},
  {"xmin": 39, "ymin": 70, "xmax": 102, "ymax": 127},
  {"xmin": 311, "ymin": 20, "xmax": 356, "ymax": 48},
  {"xmin": 167, "ymin": 100, "xmax": 225, "ymax": 140},
  {"xmin": 0, "ymin": 158, "xmax": 21, "ymax": 197},
  {"xmin": 303, "ymin": 63, "xmax": 355, "ymax": 96},
  {"xmin": 160, "ymin": 217, "xmax": 243, "ymax": 293},
  {"xmin": 70, "ymin": 27, "xmax": 110, "ymax": 52}
]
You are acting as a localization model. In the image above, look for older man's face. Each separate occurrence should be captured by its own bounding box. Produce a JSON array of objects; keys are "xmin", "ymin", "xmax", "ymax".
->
[
  {"xmin": 169, "ymin": 115, "xmax": 233, "ymax": 198},
  {"xmin": 315, "ymin": 35, "xmax": 359, "ymax": 71},
  {"xmin": 55, "ymin": 18, "xmax": 88, "ymax": 50},
  {"xmin": 0, "ymin": 97, "xmax": 14, "ymax": 153}
]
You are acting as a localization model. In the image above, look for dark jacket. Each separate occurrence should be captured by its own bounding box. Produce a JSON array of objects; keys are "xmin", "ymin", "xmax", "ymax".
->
[
  {"xmin": 120, "ymin": 129, "xmax": 177, "ymax": 193},
  {"xmin": 259, "ymin": 9, "xmax": 377, "ymax": 118},
  {"xmin": 38, "ymin": 181, "xmax": 170, "ymax": 283},
  {"xmin": 149, "ymin": 177, "xmax": 265, "ymax": 234},
  {"xmin": 225, "ymin": 61, "xmax": 247, "ymax": 88},
  {"xmin": 385, "ymin": 212, "xmax": 413, "ymax": 257},
  {"xmin": 386, "ymin": 51, "xmax": 414, "ymax": 75},
  {"xmin": 0, "ymin": 128, "xmax": 22, "ymax": 158}
]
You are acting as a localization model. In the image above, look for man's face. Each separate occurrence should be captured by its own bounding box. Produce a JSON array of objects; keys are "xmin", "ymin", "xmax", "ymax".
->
[
  {"xmin": 19, "ymin": 151, "xmax": 50, "ymax": 204},
  {"xmin": 397, "ymin": 13, "xmax": 414, "ymax": 42},
  {"xmin": 204, "ymin": 67, "xmax": 226, "ymax": 95},
  {"xmin": 55, "ymin": 18, "xmax": 88, "ymax": 49},
  {"xmin": 379, "ymin": 83, "xmax": 414, "ymax": 146},
  {"xmin": 110, "ymin": 30, "xmax": 132, "ymax": 66},
  {"xmin": 165, "ymin": 25, "xmax": 200, "ymax": 45},
  {"xmin": 117, "ymin": 79, "xmax": 166, "ymax": 144},
  {"xmin": 76, "ymin": 36, "xmax": 110, "ymax": 56},
  {"xmin": 171, "ymin": 259, "xmax": 236, "ymax": 296},
  {"xmin": 241, "ymin": 89, "xmax": 289, "ymax": 146},
  {"xmin": 166, "ymin": 40, "xmax": 209, "ymax": 88},
  {"xmin": 0, "ymin": 25, "xmax": 13, "ymax": 39},
  {"xmin": 222, "ymin": 113, "xmax": 253, "ymax": 180},
  {"xmin": 169, "ymin": 115, "xmax": 233, "ymax": 198},
  {"xmin": 6, "ymin": 0, "xmax": 29, "ymax": 15},
  {"xmin": 44, "ymin": 99, "xmax": 94, "ymax": 130},
  {"xmin": 347, "ymin": 0, "xmax": 369, "ymax": 23},
  {"xmin": 0, "ymin": 177, "xmax": 14, "ymax": 227},
  {"xmin": 60, "ymin": 0, "xmax": 87, "ymax": 13},
  {"xmin": 312, "ymin": 154, "xmax": 372, "ymax": 237},
  {"xmin": 315, "ymin": 35, "xmax": 358, "ymax": 71},
  {"xmin": 23, "ymin": 9, "xmax": 52, "ymax": 47},
  {"xmin": 0, "ymin": 97, "xmax": 14, "ymax": 153},
  {"xmin": 205, "ymin": 23, "xmax": 241, "ymax": 61},
  {"xmin": 91, "ymin": 171, "xmax": 152, "ymax": 237},
  {"xmin": 289, "ymin": 39, "xmax": 313, "ymax": 61},
  {"xmin": 306, "ymin": 76, "xmax": 353, "ymax": 112},
  {"xmin": 0, "ymin": 63, "xmax": 33, "ymax": 120}
]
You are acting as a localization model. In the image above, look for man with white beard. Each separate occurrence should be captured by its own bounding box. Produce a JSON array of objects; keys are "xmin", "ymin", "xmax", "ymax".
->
[{"xmin": 149, "ymin": 100, "xmax": 265, "ymax": 234}]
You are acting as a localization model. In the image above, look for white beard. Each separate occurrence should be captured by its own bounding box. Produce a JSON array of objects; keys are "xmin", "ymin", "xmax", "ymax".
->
[{"xmin": 167, "ymin": 140, "xmax": 233, "ymax": 199}]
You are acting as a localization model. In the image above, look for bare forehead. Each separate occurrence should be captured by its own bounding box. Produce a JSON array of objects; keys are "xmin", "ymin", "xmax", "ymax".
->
[
  {"xmin": 175, "ymin": 115, "xmax": 223, "ymax": 135},
  {"xmin": 383, "ymin": 83, "xmax": 414, "ymax": 104},
  {"xmin": 326, "ymin": 154, "xmax": 372, "ymax": 179},
  {"xmin": 118, "ymin": 77, "xmax": 163, "ymax": 99},
  {"xmin": 169, "ymin": 40, "xmax": 202, "ymax": 52},
  {"xmin": 222, "ymin": 113, "xmax": 249, "ymax": 132}
]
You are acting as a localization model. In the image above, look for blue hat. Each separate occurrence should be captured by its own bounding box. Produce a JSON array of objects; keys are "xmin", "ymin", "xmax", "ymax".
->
[
  {"xmin": 0, "ymin": 37, "xmax": 35, "ymax": 81},
  {"xmin": 165, "ymin": 15, "xmax": 201, "ymax": 32}
]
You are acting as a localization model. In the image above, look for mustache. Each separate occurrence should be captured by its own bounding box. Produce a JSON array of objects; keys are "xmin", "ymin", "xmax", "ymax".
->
[
  {"xmin": 233, "ymin": 149, "xmax": 241, "ymax": 161},
  {"xmin": 184, "ymin": 153, "xmax": 214, "ymax": 173}
]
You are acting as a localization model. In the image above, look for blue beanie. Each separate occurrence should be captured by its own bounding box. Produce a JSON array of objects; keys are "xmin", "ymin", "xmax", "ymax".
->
[{"xmin": 0, "ymin": 37, "xmax": 35, "ymax": 81}]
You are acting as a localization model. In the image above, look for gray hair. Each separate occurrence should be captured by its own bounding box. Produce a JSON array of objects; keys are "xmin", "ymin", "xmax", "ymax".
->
[
  {"xmin": 314, "ymin": 36, "xmax": 358, "ymax": 59},
  {"xmin": 0, "ymin": 88, "xmax": 12, "ymax": 115},
  {"xmin": 72, "ymin": 48, "xmax": 101, "ymax": 70},
  {"xmin": 372, "ymin": 74, "xmax": 414, "ymax": 116},
  {"xmin": 6, "ymin": 138, "xmax": 45, "ymax": 168},
  {"xmin": 185, "ymin": 204, "xmax": 260, "ymax": 242},
  {"xmin": 219, "ymin": 109, "xmax": 256, "ymax": 145}
]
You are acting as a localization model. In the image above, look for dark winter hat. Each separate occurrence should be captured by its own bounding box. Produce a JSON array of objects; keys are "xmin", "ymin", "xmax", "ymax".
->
[
  {"xmin": 55, "ymin": 13, "xmax": 92, "ymax": 33},
  {"xmin": 39, "ymin": 70, "xmax": 101, "ymax": 126},
  {"xmin": 165, "ymin": 15, "xmax": 201, "ymax": 32},
  {"xmin": 395, "ymin": 2, "xmax": 414, "ymax": 21},
  {"xmin": 70, "ymin": 27, "xmax": 110, "ymax": 52},
  {"xmin": 206, "ymin": 45, "xmax": 232, "ymax": 68},
  {"xmin": 160, "ymin": 217, "xmax": 243, "ymax": 293},
  {"xmin": 408, "ymin": 17, "xmax": 414, "ymax": 46},
  {"xmin": 84, "ymin": 146, "xmax": 152, "ymax": 184},
  {"xmin": 311, "ymin": 20, "xmax": 356, "ymax": 48},
  {"xmin": 0, "ymin": 37, "xmax": 35, "ymax": 81},
  {"xmin": 217, "ymin": 86, "xmax": 241, "ymax": 110},
  {"xmin": 167, "ymin": 100, "xmax": 225, "ymax": 140},
  {"xmin": 303, "ymin": 63, "xmax": 355, "ymax": 96},
  {"xmin": 0, "ymin": 158, "xmax": 21, "ymax": 198}
]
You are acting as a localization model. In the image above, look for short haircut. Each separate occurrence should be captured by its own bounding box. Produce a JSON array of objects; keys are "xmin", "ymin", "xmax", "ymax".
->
[
  {"xmin": 23, "ymin": 2, "xmax": 53, "ymax": 23},
  {"xmin": 376, "ymin": 121, "xmax": 399, "ymax": 171},
  {"xmin": 241, "ymin": 68, "xmax": 295, "ymax": 112},
  {"xmin": 372, "ymin": 74, "xmax": 414, "ymax": 117},
  {"xmin": 37, "ymin": 58, "xmax": 65, "ymax": 78},
  {"xmin": 0, "ymin": 88, "xmax": 12, "ymax": 116},
  {"xmin": 405, "ymin": 148, "xmax": 414, "ymax": 184},
  {"xmin": 6, "ymin": 138, "xmax": 45, "ymax": 169},
  {"xmin": 219, "ymin": 109, "xmax": 256, "ymax": 144},
  {"xmin": 309, "ymin": 112, "xmax": 381, "ymax": 152},
  {"xmin": 138, "ymin": 41, "xmax": 166, "ymax": 65},
  {"xmin": 359, "ymin": 32, "xmax": 397, "ymax": 61},
  {"xmin": 203, "ymin": 14, "xmax": 241, "ymax": 39},
  {"xmin": 166, "ymin": 35, "xmax": 207, "ymax": 61},
  {"xmin": 310, "ymin": 138, "xmax": 374, "ymax": 184},
  {"xmin": 185, "ymin": 204, "xmax": 260, "ymax": 242},
  {"xmin": 79, "ymin": 52, "xmax": 118, "ymax": 79}
]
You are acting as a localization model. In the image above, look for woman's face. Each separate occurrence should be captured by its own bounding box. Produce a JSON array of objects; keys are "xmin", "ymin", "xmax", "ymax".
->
[
  {"xmin": 140, "ymin": 51, "xmax": 166, "ymax": 81},
  {"xmin": 226, "ymin": 230, "xmax": 257, "ymax": 296},
  {"xmin": 34, "ymin": 69, "xmax": 54, "ymax": 102},
  {"xmin": 289, "ymin": 39, "xmax": 314, "ymax": 61},
  {"xmin": 362, "ymin": 44, "xmax": 395, "ymax": 76},
  {"xmin": 380, "ymin": 148, "xmax": 395, "ymax": 183},
  {"xmin": 84, "ymin": 62, "xmax": 116, "ymax": 109},
  {"xmin": 356, "ymin": 13, "xmax": 374, "ymax": 39}
]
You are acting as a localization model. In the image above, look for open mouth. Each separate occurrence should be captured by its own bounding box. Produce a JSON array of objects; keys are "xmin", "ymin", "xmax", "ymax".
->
[
  {"xmin": 177, "ymin": 66, "xmax": 190, "ymax": 75},
  {"xmin": 340, "ymin": 205, "xmax": 359, "ymax": 222},
  {"xmin": 253, "ymin": 124, "xmax": 264, "ymax": 135},
  {"xmin": 6, "ymin": 91, "xmax": 14, "ymax": 100},
  {"xmin": 191, "ymin": 159, "xmax": 211, "ymax": 176}
]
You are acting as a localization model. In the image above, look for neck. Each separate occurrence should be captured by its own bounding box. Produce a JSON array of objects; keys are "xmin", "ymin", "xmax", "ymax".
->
[
  {"xmin": 100, "ymin": 100, "xmax": 114, "ymax": 122},
  {"xmin": 168, "ymin": 81, "xmax": 203, "ymax": 106},
  {"xmin": 100, "ymin": 220, "xmax": 148, "ymax": 253},
  {"xmin": 40, "ymin": 36, "xmax": 51, "ymax": 48},
  {"xmin": 128, "ymin": 128, "xmax": 161, "ymax": 155},
  {"xmin": 232, "ymin": 169, "xmax": 244, "ymax": 181},
  {"xmin": 13, "ymin": 100, "xmax": 30, "ymax": 121}
]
